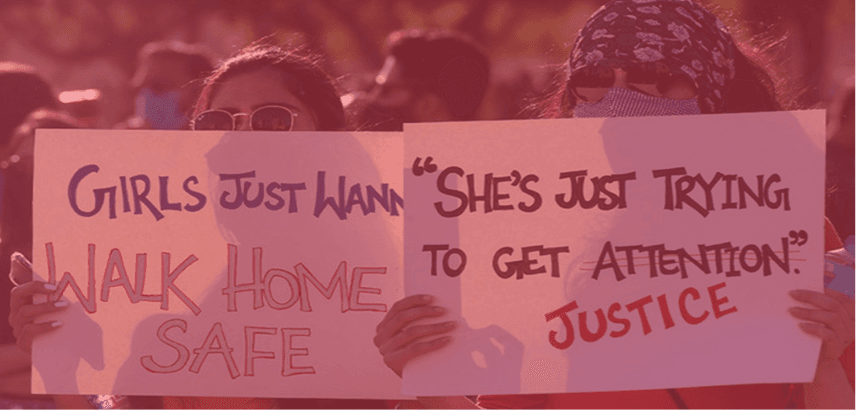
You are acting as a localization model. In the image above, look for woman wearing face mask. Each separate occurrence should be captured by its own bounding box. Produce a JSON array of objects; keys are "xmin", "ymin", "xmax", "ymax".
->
[
  {"xmin": 374, "ymin": 1, "xmax": 854, "ymax": 408},
  {"xmin": 117, "ymin": 41, "xmax": 214, "ymax": 131},
  {"xmin": 8, "ymin": 44, "xmax": 391, "ymax": 409}
]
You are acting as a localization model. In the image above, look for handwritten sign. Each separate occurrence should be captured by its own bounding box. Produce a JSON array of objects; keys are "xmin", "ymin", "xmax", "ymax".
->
[
  {"xmin": 401, "ymin": 111, "xmax": 826, "ymax": 395},
  {"xmin": 31, "ymin": 130, "xmax": 405, "ymax": 399}
]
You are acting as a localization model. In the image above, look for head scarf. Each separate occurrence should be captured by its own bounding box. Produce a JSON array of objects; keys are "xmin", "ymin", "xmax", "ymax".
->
[{"xmin": 569, "ymin": 0, "xmax": 737, "ymax": 112}]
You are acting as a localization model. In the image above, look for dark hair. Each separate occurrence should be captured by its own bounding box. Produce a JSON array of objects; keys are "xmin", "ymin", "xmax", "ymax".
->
[
  {"xmin": 531, "ymin": 3, "xmax": 788, "ymax": 118},
  {"xmin": 0, "ymin": 109, "xmax": 83, "ymax": 345},
  {"xmin": 385, "ymin": 29, "xmax": 490, "ymax": 120},
  {"xmin": 0, "ymin": 63, "xmax": 58, "ymax": 148},
  {"xmin": 194, "ymin": 44, "xmax": 345, "ymax": 131},
  {"xmin": 4, "ymin": 109, "xmax": 84, "ymax": 164}
]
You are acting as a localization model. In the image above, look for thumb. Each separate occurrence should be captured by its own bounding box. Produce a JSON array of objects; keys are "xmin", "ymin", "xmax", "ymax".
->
[{"xmin": 9, "ymin": 252, "xmax": 33, "ymax": 286}]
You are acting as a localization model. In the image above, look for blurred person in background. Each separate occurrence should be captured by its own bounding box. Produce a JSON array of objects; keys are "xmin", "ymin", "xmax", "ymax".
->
[
  {"xmin": 116, "ymin": 40, "xmax": 213, "ymax": 130},
  {"xmin": 822, "ymin": 77, "xmax": 855, "ymax": 330},
  {"xmin": 0, "ymin": 63, "xmax": 58, "ymax": 348},
  {"xmin": 347, "ymin": 29, "xmax": 490, "ymax": 131},
  {"xmin": 825, "ymin": 76, "xmax": 854, "ymax": 244},
  {"xmin": 59, "ymin": 89, "xmax": 103, "ymax": 129},
  {"xmin": 373, "ymin": 0, "xmax": 854, "ymax": 408},
  {"xmin": 0, "ymin": 63, "xmax": 58, "ymax": 153},
  {"xmin": 0, "ymin": 109, "xmax": 83, "ymax": 410}
]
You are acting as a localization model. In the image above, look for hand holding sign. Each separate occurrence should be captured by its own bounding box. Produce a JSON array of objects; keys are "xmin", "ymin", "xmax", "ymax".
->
[
  {"xmin": 789, "ymin": 288, "xmax": 854, "ymax": 365},
  {"xmin": 31, "ymin": 130, "xmax": 406, "ymax": 399},
  {"xmin": 402, "ymin": 112, "xmax": 827, "ymax": 396},
  {"xmin": 7, "ymin": 254, "xmax": 68, "ymax": 355},
  {"xmin": 372, "ymin": 294, "xmax": 456, "ymax": 377}
]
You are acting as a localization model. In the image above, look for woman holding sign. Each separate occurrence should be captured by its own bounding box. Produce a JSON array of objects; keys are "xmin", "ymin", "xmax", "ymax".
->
[
  {"xmin": 374, "ymin": 0, "xmax": 854, "ymax": 408},
  {"xmin": 8, "ymin": 43, "xmax": 391, "ymax": 409}
]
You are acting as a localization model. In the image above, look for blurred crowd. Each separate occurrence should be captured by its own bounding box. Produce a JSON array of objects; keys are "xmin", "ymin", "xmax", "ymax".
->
[{"xmin": 0, "ymin": 0, "xmax": 852, "ymax": 408}]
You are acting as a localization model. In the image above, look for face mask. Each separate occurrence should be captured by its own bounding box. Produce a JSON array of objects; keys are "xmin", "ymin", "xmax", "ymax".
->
[
  {"xmin": 135, "ymin": 88, "xmax": 187, "ymax": 130},
  {"xmin": 573, "ymin": 87, "xmax": 701, "ymax": 118}
]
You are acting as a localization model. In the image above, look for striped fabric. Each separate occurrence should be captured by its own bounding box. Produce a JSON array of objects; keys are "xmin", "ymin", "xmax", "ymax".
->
[{"xmin": 573, "ymin": 86, "xmax": 700, "ymax": 117}]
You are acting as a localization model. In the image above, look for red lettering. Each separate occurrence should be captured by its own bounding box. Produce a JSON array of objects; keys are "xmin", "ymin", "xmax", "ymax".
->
[
  {"xmin": 47, "ymin": 242, "xmax": 97, "ymax": 313},
  {"xmin": 189, "ymin": 322, "xmax": 241, "ymax": 379},
  {"xmin": 547, "ymin": 284, "xmax": 739, "ymax": 350},
  {"xmin": 140, "ymin": 319, "xmax": 190, "ymax": 373},
  {"xmin": 296, "ymin": 262, "xmax": 349, "ymax": 313},
  {"xmin": 708, "ymin": 282, "xmax": 738, "ymax": 319},
  {"xmin": 545, "ymin": 301, "xmax": 578, "ymax": 349},
  {"xmin": 222, "ymin": 244, "xmax": 265, "ymax": 312},
  {"xmin": 160, "ymin": 252, "xmax": 201, "ymax": 315},
  {"xmin": 349, "ymin": 267, "xmax": 387, "ymax": 312},
  {"xmin": 625, "ymin": 295, "xmax": 654, "ymax": 335},
  {"xmin": 264, "ymin": 269, "xmax": 300, "ymax": 309},
  {"xmin": 579, "ymin": 309, "xmax": 607, "ymax": 342},
  {"xmin": 678, "ymin": 287, "xmax": 709, "ymax": 324},
  {"xmin": 244, "ymin": 327, "xmax": 276, "ymax": 376},
  {"xmin": 281, "ymin": 328, "xmax": 315, "ymax": 376},
  {"xmin": 101, "ymin": 248, "xmax": 135, "ymax": 303},
  {"xmin": 607, "ymin": 302, "xmax": 630, "ymax": 338},
  {"xmin": 656, "ymin": 294, "xmax": 675, "ymax": 329}
]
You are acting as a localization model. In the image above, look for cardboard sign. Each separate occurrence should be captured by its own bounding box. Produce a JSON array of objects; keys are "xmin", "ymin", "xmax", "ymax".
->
[
  {"xmin": 401, "ymin": 111, "xmax": 826, "ymax": 396},
  {"xmin": 31, "ymin": 130, "xmax": 405, "ymax": 399}
]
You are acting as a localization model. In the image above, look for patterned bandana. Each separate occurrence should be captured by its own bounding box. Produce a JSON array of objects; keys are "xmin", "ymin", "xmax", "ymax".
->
[{"xmin": 569, "ymin": 0, "xmax": 737, "ymax": 113}]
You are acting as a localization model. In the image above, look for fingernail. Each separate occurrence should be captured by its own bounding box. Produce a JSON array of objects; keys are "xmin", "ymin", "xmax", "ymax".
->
[
  {"xmin": 432, "ymin": 306, "xmax": 446, "ymax": 313},
  {"xmin": 54, "ymin": 301, "xmax": 68, "ymax": 308},
  {"xmin": 420, "ymin": 295, "xmax": 434, "ymax": 303},
  {"xmin": 43, "ymin": 283, "xmax": 57, "ymax": 291},
  {"xmin": 51, "ymin": 321, "xmax": 63, "ymax": 328}
]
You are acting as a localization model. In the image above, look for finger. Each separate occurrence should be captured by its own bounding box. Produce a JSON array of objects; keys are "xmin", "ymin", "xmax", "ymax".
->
[
  {"xmin": 16, "ymin": 320, "xmax": 63, "ymax": 355},
  {"xmin": 378, "ymin": 320, "xmax": 458, "ymax": 356},
  {"xmin": 789, "ymin": 307, "xmax": 847, "ymax": 337},
  {"xmin": 824, "ymin": 288, "xmax": 855, "ymax": 319},
  {"xmin": 378, "ymin": 296, "xmax": 435, "ymax": 327},
  {"xmin": 9, "ymin": 282, "xmax": 56, "ymax": 311},
  {"xmin": 375, "ymin": 305, "xmax": 447, "ymax": 347},
  {"xmin": 374, "ymin": 305, "xmax": 447, "ymax": 346},
  {"xmin": 789, "ymin": 289, "xmax": 842, "ymax": 312},
  {"xmin": 10, "ymin": 300, "xmax": 69, "ymax": 328},
  {"xmin": 383, "ymin": 335, "xmax": 453, "ymax": 377},
  {"xmin": 797, "ymin": 322, "xmax": 835, "ymax": 342},
  {"xmin": 8, "ymin": 253, "xmax": 33, "ymax": 286},
  {"xmin": 375, "ymin": 295, "xmax": 434, "ymax": 336}
]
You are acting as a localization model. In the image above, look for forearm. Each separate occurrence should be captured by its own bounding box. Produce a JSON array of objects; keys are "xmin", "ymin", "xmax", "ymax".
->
[{"xmin": 804, "ymin": 360, "xmax": 855, "ymax": 409}]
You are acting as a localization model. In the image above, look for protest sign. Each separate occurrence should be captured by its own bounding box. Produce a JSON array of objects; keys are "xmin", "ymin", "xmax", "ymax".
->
[
  {"xmin": 31, "ymin": 130, "xmax": 405, "ymax": 399},
  {"xmin": 401, "ymin": 111, "xmax": 826, "ymax": 395}
]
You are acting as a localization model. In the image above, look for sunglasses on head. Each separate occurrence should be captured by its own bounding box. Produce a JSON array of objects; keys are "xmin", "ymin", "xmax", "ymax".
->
[
  {"xmin": 192, "ymin": 105, "xmax": 298, "ymax": 131},
  {"xmin": 569, "ymin": 62, "xmax": 694, "ymax": 103}
]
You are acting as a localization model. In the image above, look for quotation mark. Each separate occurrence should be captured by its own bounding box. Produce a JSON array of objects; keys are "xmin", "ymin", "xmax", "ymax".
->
[
  {"xmin": 511, "ymin": 170, "xmax": 521, "ymax": 186},
  {"xmin": 788, "ymin": 230, "xmax": 808, "ymax": 246},
  {"xmin": 412, "ymin": 156, "xmax": 438, "ymax": 176}
]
